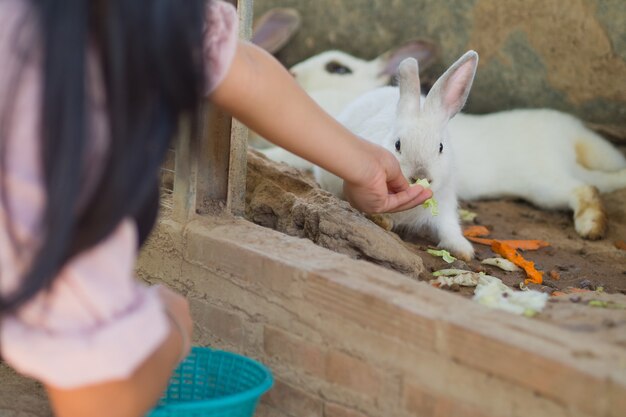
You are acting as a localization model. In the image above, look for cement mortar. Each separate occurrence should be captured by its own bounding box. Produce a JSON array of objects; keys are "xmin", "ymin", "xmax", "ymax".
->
[{"xmin": 255, "ymin": 0, "xmax": 626, "ymax": 141}]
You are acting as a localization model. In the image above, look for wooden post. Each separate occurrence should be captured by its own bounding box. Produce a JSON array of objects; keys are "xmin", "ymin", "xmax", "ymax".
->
[
  {"xmin": 226, "ymin": 0, "xmax": 254, "ymax": 216},
  {"xmin": 172, "ymin": 0, "xmax": 254, "ymax": 220},
  {"xmin": 173, "ymin": 116, "xmax": 197, "ymax": 222}
]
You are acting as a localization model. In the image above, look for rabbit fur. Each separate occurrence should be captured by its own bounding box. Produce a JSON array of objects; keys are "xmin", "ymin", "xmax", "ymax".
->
[
  {"xmin": 254, "ymin": 41, "xmax": 438, "ymax": 166},
  {"xmin": 315, "ymin": 57, "xmax": 626, "ymax": 241},
  {"xmin": 315, "ymin": 51, "xmax": 480, "ymax": 261},
  {"xmin": 449, "ymin": 108, "xmax": 626, "ymax": 239}
]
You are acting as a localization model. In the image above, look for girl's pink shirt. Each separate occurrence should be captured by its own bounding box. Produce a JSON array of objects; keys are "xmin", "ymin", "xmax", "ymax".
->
[{"xmin": 0, "ymin": 0, "xmax": 239, "ymax": 389}]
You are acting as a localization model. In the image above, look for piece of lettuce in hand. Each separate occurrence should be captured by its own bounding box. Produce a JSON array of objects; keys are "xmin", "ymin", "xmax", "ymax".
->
[{"xmin": 411, "ymin": 178, "xmax": 438, "ymax": 216}]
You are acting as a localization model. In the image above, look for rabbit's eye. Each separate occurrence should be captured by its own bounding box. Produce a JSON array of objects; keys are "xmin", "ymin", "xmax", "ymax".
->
[
  {"xmin": 439, "ymin": 143, "xmax": 443, "ymax": 154},
  {"xmin": 395, "ymin": 139, "xmax": 401, "ymax": 153},
  {"xmin": 325, "ymin": 61, "xmax": 353, "ymax": 75}
]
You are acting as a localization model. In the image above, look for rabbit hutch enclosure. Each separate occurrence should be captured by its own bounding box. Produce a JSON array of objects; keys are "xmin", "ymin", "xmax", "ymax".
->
[{"xmin": 2, "ymin": 0, "xmax": 626, "ymax": 416}]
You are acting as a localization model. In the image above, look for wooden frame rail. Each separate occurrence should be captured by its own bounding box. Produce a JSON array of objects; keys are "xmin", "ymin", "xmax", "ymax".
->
[{"xmin": 173, "ymin": 0, "xmax": 254, "ymax": 221}]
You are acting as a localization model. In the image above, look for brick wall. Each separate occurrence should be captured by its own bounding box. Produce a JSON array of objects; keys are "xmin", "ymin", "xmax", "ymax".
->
[{"xmin": 137, "ymin": 215, "xmax": 626, "ymax": 417}]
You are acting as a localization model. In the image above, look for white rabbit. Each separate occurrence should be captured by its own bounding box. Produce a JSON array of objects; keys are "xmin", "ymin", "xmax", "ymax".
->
[
  {"xmin": 315, "ymin": 51, "xmax": 480, "ymax": 261},
  {"xmin": 255, "ymin": 40, "xmax": 438, "ymax": 168},
  {"xmin": 449, "ymin": 109, "xmax": 626, "ymax": 239},
  {"xmin": 290, "ymin": 39, "xmax": 437, "ymax": 103}
]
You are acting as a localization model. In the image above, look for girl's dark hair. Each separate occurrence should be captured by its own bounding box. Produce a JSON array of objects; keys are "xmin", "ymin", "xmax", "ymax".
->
[{"xmin": 0, "ymin": 0, "xmax": 207, "ymax": 312}]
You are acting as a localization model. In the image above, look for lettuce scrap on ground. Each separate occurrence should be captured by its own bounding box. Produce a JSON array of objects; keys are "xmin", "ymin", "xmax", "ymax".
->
[
  {"xmin": 481, "ymin": 257, "xmax": 521, "ymax": 272},
  {"xmin": 432, "ymin": 269, "xmax": 469, "ymax": 277},
  {"xmin": 430, "ymin": 269, "xmax": 549, "ymax": 316},
  {"xmin": 427, "ymin": 248, "xmax": 456, "ymax": 263},
  {"xmin": 430, "ymin": 269, "xmax": 482, "ymax": 287},
  {"xmin": 473, "ymin": 274, "xmax": 548, "ymax": 316}
]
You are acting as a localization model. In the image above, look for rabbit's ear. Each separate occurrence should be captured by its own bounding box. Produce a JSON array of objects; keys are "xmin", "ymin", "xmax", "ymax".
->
[
  {"xmin": 378, "ymin": 39, "xmax": 439, "ymax": 78},
  {"xmin": 424, "ymin": 50, "xmax": 478, "ymax": 120},
  {"xmin": 397, "ymin": 58, "xmax": 422, "ymax": 118},
  {"xmin": 251, "ymin": 8, "xmax": 301, "ymax": 54}
]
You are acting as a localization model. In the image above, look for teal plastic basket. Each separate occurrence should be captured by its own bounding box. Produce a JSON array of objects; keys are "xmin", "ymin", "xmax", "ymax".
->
[{"xmin": 147, "ymin": 347, "xmax": 273, "ymax": 417}]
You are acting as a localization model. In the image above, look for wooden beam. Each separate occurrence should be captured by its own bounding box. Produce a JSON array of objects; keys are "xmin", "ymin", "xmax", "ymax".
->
[
  {"xmin": 173, "ymin": 0, "xmax": 254, "ymax": 219},
  {"xmin": 226, "ymin": 0, "xmax": 254, "ymax": 216},
  {"xmin": 172, "ymin": 116, "xmax": 198, "ymax": 222}
]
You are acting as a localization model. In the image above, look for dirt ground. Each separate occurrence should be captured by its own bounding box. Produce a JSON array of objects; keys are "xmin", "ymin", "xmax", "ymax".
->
[
  {"xmin": 412, "ymin": 193, "xmax": 626, "ymax": 295},
  {"xmin": 245, "ymin": 146, "xmax": 626, "ymax": 350},
  {"xmin": 246, "ymin": 148, "xmax": 626, "ymax": 294},
  {"xmin": 416, "ymin": 147, "xmax": 626, "ymax": 298},
  {"xmin": 414, "ymin": 188, "xmax": 626, "ymax": 350}
]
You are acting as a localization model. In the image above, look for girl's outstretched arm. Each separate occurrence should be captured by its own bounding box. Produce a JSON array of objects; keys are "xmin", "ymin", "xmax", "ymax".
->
[{"xmin": 209, "ymin": 41, "xmax": 431, "ymax": 214}]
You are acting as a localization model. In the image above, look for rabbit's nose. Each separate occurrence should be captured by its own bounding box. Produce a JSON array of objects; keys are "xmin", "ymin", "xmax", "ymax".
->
[
  {"xmin": 409, "ymin": 176, "xmax": 433, "ymax": 186},
  {"xmin": 409, "ymin": 169, "xmax": 432, "ymax": 186}
]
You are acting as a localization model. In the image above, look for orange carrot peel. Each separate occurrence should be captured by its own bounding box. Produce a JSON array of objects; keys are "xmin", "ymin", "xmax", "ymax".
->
[
  {"xmin": 463, "ymin": 226, "xmax": 550, "ymax": 251},
  {"xmin": 491, "ymin": 241, "xmax": 543, "ymax": 285},
  {"xmin": 463, "ymin": 225, "xmax": 490, "ymax": 237}
]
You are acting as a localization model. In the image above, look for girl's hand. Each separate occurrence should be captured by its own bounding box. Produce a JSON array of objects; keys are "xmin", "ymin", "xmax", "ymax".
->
[{"xmin": 343, "ymin": 142, "xmax": 433, "ymax": 214}]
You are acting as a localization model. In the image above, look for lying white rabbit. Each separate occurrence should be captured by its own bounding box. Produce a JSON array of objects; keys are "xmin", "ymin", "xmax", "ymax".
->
[
  {"xmin": 315, "ymin": 52, "xmax": 480, "ymax": 261},
  {"xmin": 450, "ymin": 109, "xmax": 626, "ymax": 239},
  {"xmin": 255, "ymin": 40, "xmax": 438, "ymax": 168}
]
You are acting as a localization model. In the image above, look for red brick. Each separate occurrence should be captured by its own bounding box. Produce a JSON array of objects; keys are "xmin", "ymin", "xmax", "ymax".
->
[
  {"xmin": 324, "ymin": 402, "xmax": 369, "ymax": 417},
  {"xmin": 403, "ymin": 380, "xmax": 492, "ymax": 417},
  {"xmin": 264, "ymin": 326, "xmax": 326, "ymax": 377},
  {"xmin": 263, "ymin": 380, "xmax": 323, "ymax": 417},
  {"xmin": 326, "ymin": 351, "xmax": 381, "ymax": 398}
]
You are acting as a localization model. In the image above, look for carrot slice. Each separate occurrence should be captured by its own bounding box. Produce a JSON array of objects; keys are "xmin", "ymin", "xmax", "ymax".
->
[
  {"xmin": 463, "ymin": 225, "xmax": 490, "ymax": 237},
  {"xmin": 467, "ymin": 236, "xmax": 550, "ymax": 251},
  {"xmin": 502, "ymin": 240, "xmax": 550, "ymax": 250},
  {"xmin": 463, "ymin": 227, "xmax": 549, "ymax": 250},
  {"xmin": 491, "ymin": 241, "xmax": 543, "ymax": 285},
  {"xmin": 466, "ymin": 236, "xmax": 496, "ymax": 245}
]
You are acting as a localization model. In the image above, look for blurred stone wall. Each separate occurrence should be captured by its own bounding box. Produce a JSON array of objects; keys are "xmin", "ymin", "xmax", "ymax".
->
[{"xmin": 254, "ymin": 0, "xmax": 626, "ymax": 142}]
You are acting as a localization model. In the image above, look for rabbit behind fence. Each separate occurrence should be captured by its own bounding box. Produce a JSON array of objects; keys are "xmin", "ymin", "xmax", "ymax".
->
[
  {"xmin": 315, "ymin": 51, "xmax": 480, "ymax": 261},
  {"xmin": 290, "ymin": 39, "xmax": 438, "ymax": 114},
  {"xmin": 256, "ymin": 40, "xmax": 439, "ymax": 168}
]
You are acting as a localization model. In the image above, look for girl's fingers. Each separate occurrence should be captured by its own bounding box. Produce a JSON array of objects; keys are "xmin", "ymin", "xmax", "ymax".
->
[{"xmin": 383, "ymin": 186, "xmax": 432, "ymax": 213}]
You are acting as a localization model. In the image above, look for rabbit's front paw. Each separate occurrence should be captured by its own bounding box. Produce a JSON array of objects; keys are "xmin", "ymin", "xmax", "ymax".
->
[{"xmin": 439, "ymin": 237, "xmax": 475, "ymax": 262}]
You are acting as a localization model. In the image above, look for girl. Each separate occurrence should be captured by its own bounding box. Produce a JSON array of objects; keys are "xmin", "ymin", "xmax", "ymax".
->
[{"xmin": 0, "ymin": 1, "xmax": 432, "ymax": 416}]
